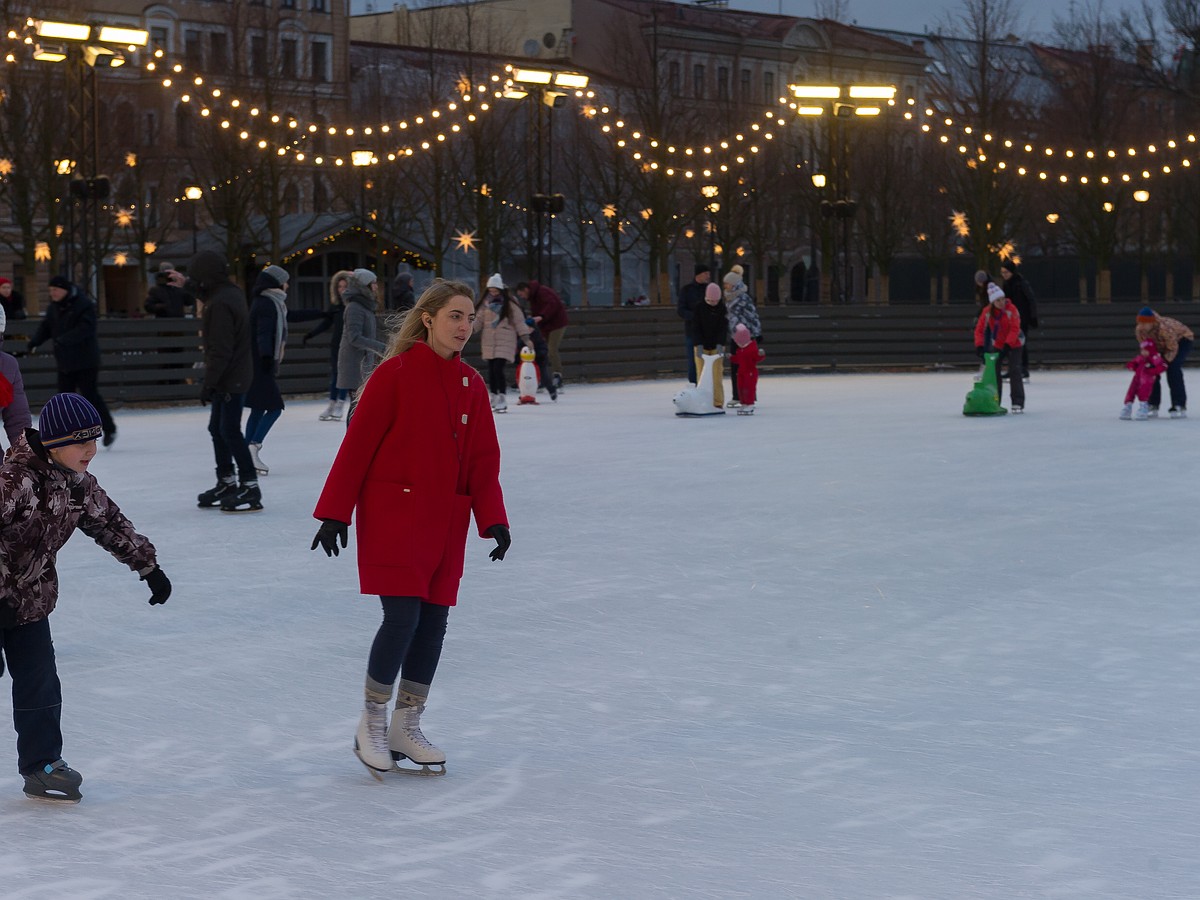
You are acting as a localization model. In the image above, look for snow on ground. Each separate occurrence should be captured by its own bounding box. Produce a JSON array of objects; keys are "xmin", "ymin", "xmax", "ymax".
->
[{"xmin": 2, "ymin": 370, "xmax": 1199, "ymax": 899}]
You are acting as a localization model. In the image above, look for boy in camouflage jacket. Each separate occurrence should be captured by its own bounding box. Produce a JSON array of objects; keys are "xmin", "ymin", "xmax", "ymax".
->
[{"xmin": 0, "ymin": 393, "xmax": 171, "ymax": 803}]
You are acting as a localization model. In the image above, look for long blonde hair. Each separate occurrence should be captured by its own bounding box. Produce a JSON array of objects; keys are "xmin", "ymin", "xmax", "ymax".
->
[
  {"xmin": 329, "ymin": 269, "xmax": 354, "ymax": 307},
  {"xmin": 382, "ymin": 279, "xmax": 475, "ymax": 361}
]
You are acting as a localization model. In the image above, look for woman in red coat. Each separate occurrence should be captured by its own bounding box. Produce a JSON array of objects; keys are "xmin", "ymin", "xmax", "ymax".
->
[{"xmin": 311, "ymin": 280, "xmax": 511, "ymax": 778}]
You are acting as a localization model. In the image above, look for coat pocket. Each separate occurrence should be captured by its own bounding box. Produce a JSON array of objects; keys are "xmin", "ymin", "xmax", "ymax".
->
[{"xmin": 356, "ymin": 481, "xmax": 425, "ymax": 568}]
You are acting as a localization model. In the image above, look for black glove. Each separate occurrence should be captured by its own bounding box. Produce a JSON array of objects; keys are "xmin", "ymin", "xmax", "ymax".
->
[
  {"xmin": 311, "ymin": 519, "xmax": 349, "ymax": 557},
  {"xmin": 200, "ymin": 385, "xmax": 214, "ymax": 405},
  {"xmin": 0, "ymin": 600, "xmax": 19, "ymax": 629},
  {"xmin": 141, "ymin": 566, "xmax": 171, "ymax": 605},
  {"xmin": 487, "ymin": 524, "xmax": 510, "ymax": 562}
]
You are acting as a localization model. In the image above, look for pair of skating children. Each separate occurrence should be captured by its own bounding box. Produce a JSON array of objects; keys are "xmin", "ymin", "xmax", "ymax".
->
[
  {"xmin": 1120, "ymin": 340, "xmax": 1167, "ymax": 420},
  {"xmin": 0, "ymin": 392, "xmax": 171, "ymax": 804}
]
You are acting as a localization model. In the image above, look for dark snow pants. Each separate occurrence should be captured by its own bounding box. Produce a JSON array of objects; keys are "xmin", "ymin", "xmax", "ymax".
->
[
  {"xmin": 0, "ymin": 617, "xmax": 64, "ymax": 774},
  {"xmin": 367, "ymin": 597, "xmax": 450, "ymax": 690},
  {"xmin": 207, "ymin": 391, "xmax": 256, "ymax": 483},
  {"xmin": 1149, "ymin": 338, "xmax": 1192, "ymax": 411}
]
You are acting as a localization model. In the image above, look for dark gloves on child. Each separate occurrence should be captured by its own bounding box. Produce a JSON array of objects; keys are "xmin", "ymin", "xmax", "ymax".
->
[
  {"xmin": 487, "ymin": 524, "xmax": 511, "ymax": 561},
  {"xmin": 311, "ymin": 519, "xmax": 349, "ymax": 556},
  {"xmin": 141, "ymin": 566, "xmax": 172, "ymax": 605}
]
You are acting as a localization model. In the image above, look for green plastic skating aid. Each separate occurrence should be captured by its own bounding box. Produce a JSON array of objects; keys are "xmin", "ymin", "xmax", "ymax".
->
[{"xmin": 963, "ymin": 351, "xmax": 1008, "ymax": 417}]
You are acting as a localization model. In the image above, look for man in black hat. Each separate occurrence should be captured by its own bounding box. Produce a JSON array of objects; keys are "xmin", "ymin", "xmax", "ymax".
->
[
  {"xmin": 27, "ymin": 275, "xmax": 117, "ymax": 446},
  {"xmin": 677, "ymin": 265, "xmax": 711, "ymax": 384},
  {"xmin": 144, "ymin": 262, "xmax": 193, "ymax": 318}
]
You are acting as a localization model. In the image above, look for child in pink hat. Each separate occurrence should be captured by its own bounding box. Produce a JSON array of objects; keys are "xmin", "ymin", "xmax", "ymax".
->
[
  {"xmin": 1120, "ymin": 339, "xmax": 1167, "ymax": 420},
  {"xmin": 728, "ymin": 324, "xmax": 764, "ymax": 415}
]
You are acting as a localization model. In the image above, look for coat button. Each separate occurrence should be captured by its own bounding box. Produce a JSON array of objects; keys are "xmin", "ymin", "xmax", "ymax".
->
[{"xmin": 461, "ymin": 414, "xmax": 468, "ymax": 424}]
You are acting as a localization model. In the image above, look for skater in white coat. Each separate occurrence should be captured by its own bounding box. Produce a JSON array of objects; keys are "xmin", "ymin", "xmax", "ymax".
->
[{"xmin": 473, "ymin": 274, "xmax": 533, "ymax": 414}]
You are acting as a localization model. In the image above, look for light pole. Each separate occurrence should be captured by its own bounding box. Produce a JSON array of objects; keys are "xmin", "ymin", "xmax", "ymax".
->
[
  {"xmin": 183, "ymin": 185, "xmax": 203, "ymax": 255},
  {"xmin": 810, "ymin": 173, "xmax": 826, "ymax": 302},
  {"xmin": 1134, "ymin": 189, "xmax": 1150, "ymax": 303},
  {"xmin": 789, "ymin": 83, "xmax": 893, "ymax": 303},
  {"xmin": 351, "ymin": 147, "xmax": 373, "ymax": 270},
  {"xmin": 32, "ymin": 18, "xmax": 148, "ymax": 306}
]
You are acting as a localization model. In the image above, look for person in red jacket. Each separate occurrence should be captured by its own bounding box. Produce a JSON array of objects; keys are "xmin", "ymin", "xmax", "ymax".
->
[
  {"xmin": 973, "ymin": 282, "xmax": 1025, "ymax": 412},
  {"xmin": 515, "ymin": 280, "xmax": 568, "ymax": 389},
  {"xmin": 310, "ymin": 279, "xmax": 511, "ymax": 778},
  {"xmin": 728, "ymin": 324, "xmax": 764, "ymax": 414}
]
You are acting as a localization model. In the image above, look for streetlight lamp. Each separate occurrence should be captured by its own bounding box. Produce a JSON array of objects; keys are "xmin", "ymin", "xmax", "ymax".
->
[
  {"xmin": 788, "ymin": 82, "xmax": 894, "ymax": 303},
  {"xmin": 351, "ymin": 146, "xmax": 374, "ymax": 269},
  {"xmin": 183, "ymin": 185, "xmax": 203, "ymax": 255},
  {"xmin": 32, "ymin": 18, "xmax": 149, "ymax": 306},
  {"xmin": 700, "ymin": 184, "xmax": 720, "ymax": 272},
  {"xmin": 1134, "ymin": 189, "xmax": 1151, "ymax": 303},
  {"xmin": 504, "ymin": 66, "xmax": 589, "ymax": 283}
]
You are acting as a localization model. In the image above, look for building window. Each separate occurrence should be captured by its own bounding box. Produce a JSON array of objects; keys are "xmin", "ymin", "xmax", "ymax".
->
[
  {"xmin": 717, "ymin": 66, "xmax": 729, "ymax": 100},
  {"xmin": 693, "ymin": 64, "xmax": 705, "ymax": 99},
  {"xmin": 281, "ymin": 39, "xmax": 298, "ymax": 79},
  {"xmin": 185, "ymin": 29, "xmax": 202, "ymax": 70},
  {"xmin": 210, "ymin": 33, "xmax": 228, "ymax": 71},
  {"xmin": 669, "ymin": 61, "xmax": 681, "ymax": 95},
  {"xmin": 149, "ymin": 26, "xmax": 169, "ymax": 53},
  {"xmin": 311, "ymin": 40, "xmax": 329, "ymax": 82},
  {"xmin": 250, "ymin": 35, "xmax": 266, "ymax": 77},
  {"xmin": 741, "ymin": 68, "xmax": 751, "ymax": 101},
  {"xmin": 312, "ymin": 0, "xmax": 327, "ymax": 11},
  {"xmin": 143, "ymin": 111, "xmax": 158, "ymax": 147},
  {"xmin": 764, "ymin": 71, "xmax": 775, "ymax": 104},
  {"xmin": 281, "ymin": 0, "xmax": 296, "ymax": 7},
  {"xmin": 175, "ymin": 105, "xmax": 192, "ymax": 149}
]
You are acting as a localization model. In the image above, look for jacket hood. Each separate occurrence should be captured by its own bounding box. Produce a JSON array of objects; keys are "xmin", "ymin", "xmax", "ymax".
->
[
  {"xmin": 188, "ymin": 250, "xmax": 230, "ymax": 296},
  {"xmin": 252, "ymin": 269, "xmax": 286, "ymax": 297},
  {"xmin": 343, "ymin": 282, "xmax": 376, "ymax": 309}
]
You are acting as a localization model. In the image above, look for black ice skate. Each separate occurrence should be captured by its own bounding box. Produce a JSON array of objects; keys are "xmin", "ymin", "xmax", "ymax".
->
[
  {"xmin": 23, "ymin": 759, "xmax": 83, "ymax": 803},
  {"xmin": 197, "ymin": 475, "xmax": 237, "ymax": 508},
  {"xmin": 219, "ymin": 482, "xmax": 263, "ymax": 512}
]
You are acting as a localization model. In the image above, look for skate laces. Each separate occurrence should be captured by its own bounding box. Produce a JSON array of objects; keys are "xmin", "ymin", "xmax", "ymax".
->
[
  {"xmin": 400, "ymin": 705, "xmax": 436, "ymax": 750},
  {"xmin": 365, "ymin": 701, "xmax": 390, "ymax": 750}
]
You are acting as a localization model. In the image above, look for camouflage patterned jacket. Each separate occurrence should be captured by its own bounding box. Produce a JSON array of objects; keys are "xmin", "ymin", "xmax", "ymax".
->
[{"xmin": 0, "ymin": 430, "xmax": 156, "ymax": 625}]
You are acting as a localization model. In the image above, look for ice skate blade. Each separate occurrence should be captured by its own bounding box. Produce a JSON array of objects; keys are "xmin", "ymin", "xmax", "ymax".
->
[
  {"xmin": 353, "ymin": 744, "xmax": 388, "ymax": 782},
  {"xmin": 392, "ymin": 760, "xmax": 446, "ymax": 776},
  {"xmin": 23, "ymin": 789, "xmax": 81, "ymax": 804},
  {"xmin": 220, "ymin": 505, "xmax": 264, "ymax": 513}
]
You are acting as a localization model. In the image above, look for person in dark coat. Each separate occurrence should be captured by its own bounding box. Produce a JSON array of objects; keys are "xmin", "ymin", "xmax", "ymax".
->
[
  {"xmin": 0, "ymin": 278, "xmax": 26, "ymax": 321},
  {"xmin": 305, "ymin": 269, "xmax": 352, "ymax": 421},
  {"xmin": 27, "ymin": 276, "xmax": 116, "ymax": 447},
  {"xmin": 676, "ymin": 265, "xmax": 711, "ymax": 384},
  {"xmin": 515, "ymin": 280, "xmax": 568, "ymax": 388},
  {"xmin": 999, "ymin": 264, "xmax": 1037, "ymax": 380},
  {"xmin": 692, "ymin": 282, "xmax": 729, "ymax": 409},
  {"xmin": 169, "ymin": 251, "xmax": 260, "ymax": 511},
  {"xmin": 143, "ymin": 262, "xmax": 193, "ymax": 318},
  {"xmin": 391, "ymin": 270, "xmax": 416, "ymax": 312},
  {"xmin": 244, "ymin": 266, "xmax": 290, "ymax": 477}
]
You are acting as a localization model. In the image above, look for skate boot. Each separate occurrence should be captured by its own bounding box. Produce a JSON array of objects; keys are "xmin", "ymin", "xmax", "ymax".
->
[
  {"xmin": 1147, "ymin": 405, "xmax": 1159, "ymax": 418},
  {"xmin": 318, "ymin": 401, "xmax": 338, "ymax": 421},
  {"xmin": 389, "ymin": 703, "xmax": 446, "ymax": 775},
  {"xmin": 552, "ymin": 372, "xmax": 563, "ymax": 392},
  {"xmin": 726, "ymin": 400, "xmax": 742, "ymax": 409},
  {"xmin": 737, "ymin": 404, "xmax": 756, "ymax": 415},
  {"xmin": 197, "ymin": 473, "xmax": 237, "ymax": 508},
  {"xmin": 1169, "ymin": 406, "xmax": 1187, "ymax": 419},
  {"xmin": 1119, "ymin": 402, "xmax": 1133, "ymax": 420},
  {"xmin": 354, "ymin": 700, "xmax": 393, "ymax": 780},
  {"xmin": 219, "ymin": 481, "xmax": 263, "ymax": 512},
  {"xmin": 331, "ymin": 399, "xmax": 346, "ymax": 420},
  {"xmin": 248, "ymin": 443, "xmax": 268, "ymax": 476},
  {"xmin": 493, "ymin": 392, "xmax": 507, "ymax": 414},
  {"xmin": 23, "ymin": 759, "xmax": 83, "ymax": 803},
  {"xmin": 1135, "ymin": 401, "xmax": 1151, "ymax": 420}
]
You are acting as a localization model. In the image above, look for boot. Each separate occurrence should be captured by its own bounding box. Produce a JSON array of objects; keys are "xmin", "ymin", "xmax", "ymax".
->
[
  {"xmin": 1119, "ymin": 402, "xmax": 1133, "ymax": 420},
  {"xmin": 331, "ymin": 399, "xmax": 346, "ymax": 420},
  {"xmin": 220, "ymin": 481, "xmax": 263, "ymax": 512},
  {"xmin": 389, "ymin": 702, "xmax": 446, "ymax": 771},
  {"xmin": 493, "ymin": 392, "xmax": 507, "ymax": 414},
  {"xmin": 23, "ymin": 759, "xmax": 83, "ymax": 803},
  {"xmin": 354, "ymin": 700, "xmax": 393, "ymax": 778},
  {"xmin": 1135, "ymin": 401, "xmax": 1151, "ymax": 420},
  {"xmin": 197, "ymin": 472, "xmax": 237, "ymax": 508},
  {"xmin": 248, "ymin": 442, "xmax": 268, "ymax": 476},
  {"xmin": 318, "ymin": 401, "xmax": 338, "ymax": 421}
]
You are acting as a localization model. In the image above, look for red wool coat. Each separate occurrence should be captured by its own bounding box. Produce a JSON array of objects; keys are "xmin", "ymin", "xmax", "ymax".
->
[
  {"xmin": 974, "ymin": 303, "xmax": 1023, "ymax": 350},
  {"xmin": 313, "ymin": 341, "xmax": 508, "ymax": 605}
]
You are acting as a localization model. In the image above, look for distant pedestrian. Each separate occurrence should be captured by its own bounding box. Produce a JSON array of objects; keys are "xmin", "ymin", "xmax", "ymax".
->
[
  {"xmin": 474, "ymin": 274, "xmax": 533, "ymax": 414},
  {"xmin": 1119, "ymin": 340, "xmax": 1167, "ymax": 421},
  {"xmin": 973, "ymin": 282, "xmax": 1025, "ymax": 413},
  {"xmin": 728, "ymin": 324, "xmax": 763, "ymax": 415},
  {"xmin": 392, "ymin": 270, "xmax": 416, "ymax": 312},
  {"xmin": 143, "ymin": 262, "xmax": 193, "ymax": 318},
  {"xmin": 0, "ymin": 307, "xmax": 32, "ymax": 454},
  {"xmin": 999, "ymin": 264, "xmax": 1037, "ymax": 380},
  {"xmin": 0, "ymin": 277, "xmax": 26, "ymax": 321},
  {"xmin": 723, "ymin": 265, "xmax": 761, "ymax": 409},
  {"xmin": 305, "ymin": 270, "xmax": 353, "ymax": 422},
  {"xmin": 27, "ymin": 276, "xmax": 116, "ymax": 447},
  {"xmin": 337, "ymin": 269, "xmax": 386, "ymax": 404},
  {"xmin": 693, "ymin": 282, "xmax": 728, "ymax": 410},
  {"xmin": 515, "ymin": 280, "xmax": 568, "ymax": 390},
  {"xmin": 244, "ymin": 265, "xmax": 292, "ymax": 477}
]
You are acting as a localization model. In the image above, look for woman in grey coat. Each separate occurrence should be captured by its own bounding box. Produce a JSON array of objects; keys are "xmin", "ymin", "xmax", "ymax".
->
[{"xmin": 337, "ymin": 269, "xmax": 386, "ymax": 399}]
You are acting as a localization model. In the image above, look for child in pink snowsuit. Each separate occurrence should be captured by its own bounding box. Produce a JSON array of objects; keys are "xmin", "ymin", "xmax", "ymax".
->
[
  {"xmin": 728, "ymin": 324, "xmax": 763, "ymax": 414},
  {"xmin": 1121, "ymin": 339, "xmax": 1167, "ymax": 420}
]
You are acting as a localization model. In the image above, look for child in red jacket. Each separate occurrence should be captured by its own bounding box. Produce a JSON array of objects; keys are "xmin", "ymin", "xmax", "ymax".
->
[
  {"xmin": 1120, "ymin": 340, "xmax": 1168, "ymax": 420},
  {"xmin": 728, "ymin": 324, "xmax": 763, "ymax": 415},
  {"xmin": 974, "ymin": 283, "xmax": 1025, "ymax": 412}
]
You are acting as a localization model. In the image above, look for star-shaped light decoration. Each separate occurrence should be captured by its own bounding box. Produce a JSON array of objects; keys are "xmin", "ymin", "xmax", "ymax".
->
[
  {"xmin": 479, "ymin": 183, "xmax": 490, "ymax": 196},
  {"xmin": 916, "ymin": 232, "xmax": 928, "ymax": 243},
  {"xmin": 143, "ymin": 241, "xmax": 157, "ymax": 256},
  {"xmin": 114, "ymin": 208, "xmax": 134, "ymax": 228},
  {"xmin": 113, "ymin": 252, "xmax": 128, "ymax": 267},
  {"xmin": 0, "ymin": 158, "xmax": 12, "ymax": 176},
  {"xmin": 684, "ymin": 228, "xmax": 695, "ymax": 239},
  {"xmin": 125, "ymin": 152, "xmax": 137, "ymax": 168},
  {"xmin": 996, "ymin": 241, "xmax": 1015, "ymax": 260},
  {"xmin": 454, "ymin": 229, "xmax": 477, "ymax": 254},
  {"xmin": 34, "ymin": 241, "xmax": 51, "ymax": 262},
  {"xmin": 639, "ymin": 208, "xmax": 652, "ymax": 220},
  {"xmin": 602, "ymin": 204, "xmax": 617, "ymax": 219},
  {"xmin": 456, "ymin": 75, "xmax": 473, "ymax": 98},
  {"xmin": 949, "ymin": 210, "xmax": 969, "ymax": 238}
]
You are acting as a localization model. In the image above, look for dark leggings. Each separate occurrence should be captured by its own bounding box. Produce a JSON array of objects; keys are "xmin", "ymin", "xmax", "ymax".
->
[
  {"xmin": 366, "ymin": 597, "xmax": 449, "ymax": 689},
  {"xmin": 486, "ymin": 358, "xmax": 508, "ymax": 395}
]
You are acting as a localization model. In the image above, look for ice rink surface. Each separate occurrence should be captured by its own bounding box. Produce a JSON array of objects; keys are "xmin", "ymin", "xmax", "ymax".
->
[{"xmin": 2, "ymin": 370, "xmax": 1198, "ymax": 899}]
